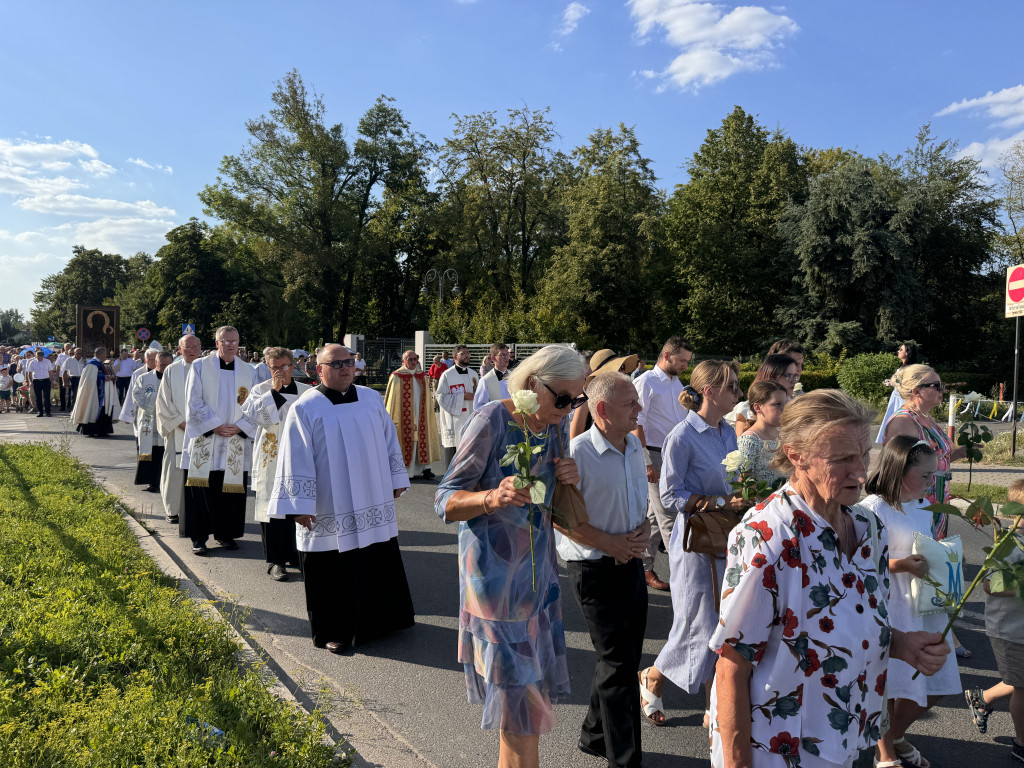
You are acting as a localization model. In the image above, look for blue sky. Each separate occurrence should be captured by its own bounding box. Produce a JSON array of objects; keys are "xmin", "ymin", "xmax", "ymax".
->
[{"xmin": 2, "ymin": 1, "xmax": 1022, "ymax": 318}]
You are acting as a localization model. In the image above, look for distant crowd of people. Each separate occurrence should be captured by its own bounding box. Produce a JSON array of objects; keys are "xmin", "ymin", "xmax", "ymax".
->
[{"xmin": 23, "ymin": 331, "xmax": 1023, "ymax": 768}]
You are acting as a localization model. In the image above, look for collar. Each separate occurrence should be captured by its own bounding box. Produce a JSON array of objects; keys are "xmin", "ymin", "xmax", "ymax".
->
[
  {"xmin": 279, "ymin": 381, "xmax": 298, "ymax": 395},
  {"xmin": 587, "ymin": 423, "xmax": 638, "ymax": 457},
  {"xmin": 454, "ymin": 365, "xmax": 468, "ymax": 375},
  {"xmin": 317, "ymin": 382, "xmax": 358, "ymax": 404},
  {"xmin": 493, "ymin": 368, "xmax": 506, "ymax": 380},
  {"xmin": 653, "ymin": 364, "xmax": 674, "ymax": 382},
  {"xmin": 155, "ymin": 370, "xmax": 163, "ymax": 380},
  {"xmin": 685, "ymin": 408, "xmax": 725, "ymax": 434},
  {"xmin": 218, "ymin": 355, "xmax": 235, "ymax": 370}
]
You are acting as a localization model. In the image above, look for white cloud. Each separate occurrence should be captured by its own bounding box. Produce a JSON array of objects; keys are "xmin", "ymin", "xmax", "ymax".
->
[
  {"xmin": 14, "ymin": 193, "xmax": 175, "ymax": 218},
  {"xmin": 558, "ymin": 3, "xmax": 590, "ymax": 36},
  {"xmin": 0, "ymin": 138, "xmax": 99, "ymax": 166},
  {"xmin": 629, "ymin": 0, "xmax": 798, "ymax": 91},
  {"xmin": 127, "ymin": 156, "xmax": 173, "ymax": 174},
  {"xmin": 958, "ymin": 129, "xmax": 1024, "ymax": 169},
  {"xmin": 937, "ymin": 84, "xmax": 1024, "ymax": 129},
  {"xmin": 71, "ymin": 217, "xmax": 175, "ymax": 254},
  {"xmin": 79, "ymin": 158, "xmax": 116, "ymax": 177}
]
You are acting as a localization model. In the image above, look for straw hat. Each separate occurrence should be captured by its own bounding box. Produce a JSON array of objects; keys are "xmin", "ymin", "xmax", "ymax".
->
[{"xmin": 586, "ymin": 348, "xmax": 638, "ymax": 384}]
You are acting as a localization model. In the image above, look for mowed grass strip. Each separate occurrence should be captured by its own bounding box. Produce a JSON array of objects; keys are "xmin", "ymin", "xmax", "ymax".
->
[{"xmin": 0, "ymin": 443, "xmax": 347, "ymax": 768}]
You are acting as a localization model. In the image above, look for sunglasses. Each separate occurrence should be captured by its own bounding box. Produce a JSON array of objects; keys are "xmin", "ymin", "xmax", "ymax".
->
[
  {"xmin": 320, "ymin": 359, "xmax": 355, "ymax": 370},
  {"xmin": 919, "ymin": 381, "xmax": 945, "ymax": 392},
  {"xmin": 541, "ymin": 382, "xmax": 587, "ymax": 410}
]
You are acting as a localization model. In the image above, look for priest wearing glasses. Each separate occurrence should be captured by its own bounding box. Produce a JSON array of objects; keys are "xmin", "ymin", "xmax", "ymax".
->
[
  {"xmin": 181, "ymin": 326, "xmax": 257, "ymax": 555},
  {"xmin": 267, "ymin": 344, "xmax": 415, "ymax": 654}
]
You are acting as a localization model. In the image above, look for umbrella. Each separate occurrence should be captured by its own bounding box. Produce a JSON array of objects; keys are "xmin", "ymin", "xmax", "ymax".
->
[{"xmin": 21, "ymin": 347, "xmax": 52, "ymax": 357}]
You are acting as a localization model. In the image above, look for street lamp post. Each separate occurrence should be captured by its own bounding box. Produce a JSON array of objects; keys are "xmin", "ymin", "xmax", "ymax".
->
[{"xmin": 421, "ymin": 268, "xmax": 461, "ymax": 307}]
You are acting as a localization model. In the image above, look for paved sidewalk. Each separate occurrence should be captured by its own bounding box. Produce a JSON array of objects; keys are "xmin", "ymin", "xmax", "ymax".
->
[{"xmin": 2, "ymin": 411, "xmax": 1021, "ymax": 767}]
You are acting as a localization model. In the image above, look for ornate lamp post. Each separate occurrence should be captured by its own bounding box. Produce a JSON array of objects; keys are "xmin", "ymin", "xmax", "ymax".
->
[{"xmin": 420, "ymin": 268, "xmax": 461, "ymax": 307}]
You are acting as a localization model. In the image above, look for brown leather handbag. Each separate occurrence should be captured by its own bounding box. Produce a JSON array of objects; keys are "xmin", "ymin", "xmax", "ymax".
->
[
  {"xmin": 682, "ymin": 497, "xmax": 744, "ymax": 610},
  {"xmin": 550, "ymin": 427, "xmax": 589, "ymax": 531}
]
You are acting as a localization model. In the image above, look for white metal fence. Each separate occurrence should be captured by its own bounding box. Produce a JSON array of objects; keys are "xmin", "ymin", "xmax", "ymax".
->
[{"xmin": 423, "ymin": 342, "xmax": 577, "ymax": 371}]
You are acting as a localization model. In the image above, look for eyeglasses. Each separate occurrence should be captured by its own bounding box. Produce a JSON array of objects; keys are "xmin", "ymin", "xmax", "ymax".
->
[
  {"xmin": 725, "ymin": 381, "xmax": 743, "ymax": 395},
  {"xmin": 779, "ymin": 373, "xmax": 801, "ymax": 382},
  {"xmin": 268, "ymin": 363, "xmax": 293, "ymax": 372},
  {"xmin": 216, "ymin": 339, "xmax": 239, "ymax": 346},
  {"xmin": 320, "ymin": 359, "xmax": 355, "ymax": 370},
  {"xmin": 919, "ymin": 381, "xmax": 945, "ymax": 392},
  {"xmin": 541, "ymin": 381, "xmax": 588, "ymax": 410}
]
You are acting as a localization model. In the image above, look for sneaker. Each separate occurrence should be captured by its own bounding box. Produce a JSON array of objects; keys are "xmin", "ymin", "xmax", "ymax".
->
[
  {"xmin": 1013, "ymin": 740, "xmax": 1024, "ymax": 765},
  {"xmin": 192, "ymin": 540, "xmax": 209, "ymax": 555},
  {"xmin": 964, "ymin": 688, "xmax": 992, "ymax": 734}
]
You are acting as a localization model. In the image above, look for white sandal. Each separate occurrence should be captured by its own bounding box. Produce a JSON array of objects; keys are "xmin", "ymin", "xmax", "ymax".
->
[
  {"xmin": 874, "ymin": 761, "xmax": 902, "ymax": 768},
  {"xmin": 894, "ymin": 739, "xmax": 930, "ymax": 768},
  {"xmin": 638, "ymin": 667, "xmax": 665, "ymax": 726}
]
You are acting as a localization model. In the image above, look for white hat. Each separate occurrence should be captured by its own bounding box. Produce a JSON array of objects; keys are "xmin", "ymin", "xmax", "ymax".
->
[{"xmin": 148, "ymin": 340, "xmax": 164, "ymax": 351}]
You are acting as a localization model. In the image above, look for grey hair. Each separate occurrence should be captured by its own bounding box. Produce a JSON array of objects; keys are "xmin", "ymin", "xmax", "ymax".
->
[
  {"xmin": 770, "ymin": 389, "xmax": 875, "ymax": 475},
  {"xmin": 215, "ymin": 325, "xmax": 238, "ymax": 340},
  {"xmin": 586, "ymin": 371, "xmax": 632, "ymax": 407},
  {"xmin": 507, "ymin": 345, "xmax": 585, "ymax": 394},
  {"xmin": 144, "ymin": 348, "xmax": 159, "ymax": 359},
  {"xmin": 263, "ymin": 346, "xmax": 293, "ymax": 363}
]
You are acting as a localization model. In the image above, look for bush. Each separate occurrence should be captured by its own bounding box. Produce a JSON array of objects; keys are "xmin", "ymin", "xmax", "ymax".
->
[
  {"xmin": 836, "ymin": 352, "xmax": 900, "ymax": 407},
  {"xmin": 0, "ymin": 444, "xmax": 346, "ymax": 768}
]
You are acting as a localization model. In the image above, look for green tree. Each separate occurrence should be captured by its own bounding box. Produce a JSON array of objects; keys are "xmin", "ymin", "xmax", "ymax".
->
[
  {"xmin": 31, "ymin": 246, "xmax": 126, "ymax": 341},
  {"xmin": 534, "ymin": 124, "xmax": 670, "ymax": 351},
  {"xmin": 666, "ymin": 106, "xmax": 806, "ymax": 354},
  {"xmin": 0, "ymin": 308, "xmax": 26, "ymax": 341},
  {"xmin": 113, "ymin": 252, "xmax": 160, "ymax": 345}
]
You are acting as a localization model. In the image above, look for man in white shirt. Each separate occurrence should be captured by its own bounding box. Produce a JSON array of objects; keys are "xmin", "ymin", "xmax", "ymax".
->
[
  {"xmin": 632, "ymin": 336, "xmax": 693, "ymax": 591},
  {"xmin": 434, "ymin": 344, "xmax": 477, "ymax": 466},
  {"xmin": 473, "ymin": 342, "xmax": 512, "ymax": 410},
  {"xmin": 556, "ymin": 371, "xmax": 650, "ymax": 767},
  {"xmin": 61, "ymin": 347, "xmax": 86, "ymax": 411},
  {"xmin": 26, "ymin": 349, "xmax": 55, "ymax": 417},
  {"xmin": 156, "ymin": 334, "xmax": 202, "ymax": 526},
  {"xmin": 113, "ymin": 348, "xmax": 137, "ymax": 405},
  {"xmin": 54, "ymin": 343, "xmax": 72, "ymax": 411},
  {"xmin": 353, "ymin": 352, "xmax": 368, "ymax": 386}
]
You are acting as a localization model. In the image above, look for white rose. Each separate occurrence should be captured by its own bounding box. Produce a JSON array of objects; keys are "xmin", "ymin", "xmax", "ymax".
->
[
  {"xmin": 963, "ymin": 391, "xmax": 982, "ymax": 404},
  {"xmin": 793, "ymin": 382, "xmax": 804, "ymax": 393},
  {"xmin": 722, "ymin": 450, "xmax": 745, "ymax": 475},
  {"xmin": 511, "ymin": 389, "xmax": 540, "ymax": 414}
]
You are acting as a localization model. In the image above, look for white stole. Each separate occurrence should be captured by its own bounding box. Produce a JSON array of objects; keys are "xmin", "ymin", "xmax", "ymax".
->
[
  {"xmin": 156, "ymin": 359, "xmax": 191, "ymax": 467},
  {"xmin": 187, "ymin": 357, "xmax": 255, "ymax": 493},
  {"xmin": 133, "ymin": 370, "xmax": 163, "ymax": 460}
]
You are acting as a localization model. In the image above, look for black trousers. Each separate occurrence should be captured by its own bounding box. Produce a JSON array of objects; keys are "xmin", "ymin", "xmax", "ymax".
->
[
  {"xmin": 68, "ymin": 376, "xmax": 80, "ymax": 409},
  {"xmin": 116, "ymin": 377, "xmax": 131, "ymax": 404},
  {"xmin": 261, "ymin": 517, "xmax": 298, "ymax": 566},
  {"xmin": 567, "ymin": 557, "xmax": 648, "ymax": 768},
  {"xmin": 182, "ymin": 470, "xmax": 247, "ymax": 543},
  {"xmin": 33, "ymin": 379, "xmax": 51, "ymax": 415}
]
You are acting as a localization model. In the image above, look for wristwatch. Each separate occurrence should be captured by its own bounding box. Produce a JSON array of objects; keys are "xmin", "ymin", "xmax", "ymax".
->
[{"xmin": 716, "ymin": 496, "xmax": 726, "ymax": 508}]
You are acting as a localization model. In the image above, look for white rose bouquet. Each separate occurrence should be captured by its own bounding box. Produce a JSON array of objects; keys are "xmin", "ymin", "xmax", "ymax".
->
[{"xmin": 722, "ymin": 449, "xmax": 781, "ymax": 503}]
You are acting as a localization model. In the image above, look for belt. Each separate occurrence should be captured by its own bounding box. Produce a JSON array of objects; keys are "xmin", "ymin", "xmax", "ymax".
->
[{"xmin": 647, "ymin": 446, "xmax": 662, "ymax": 452}]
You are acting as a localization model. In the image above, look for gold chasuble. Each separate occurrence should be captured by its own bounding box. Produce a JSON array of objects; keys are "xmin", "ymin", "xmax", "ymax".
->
[{"xmin": 384, "ymin": 368, "xmax": 441, "ymax": 468}]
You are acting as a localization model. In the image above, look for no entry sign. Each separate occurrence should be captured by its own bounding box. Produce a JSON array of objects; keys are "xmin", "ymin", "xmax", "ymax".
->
[{"xmin": 1007, "ymin": 266, "xmax": 1024, "ymax": 317}]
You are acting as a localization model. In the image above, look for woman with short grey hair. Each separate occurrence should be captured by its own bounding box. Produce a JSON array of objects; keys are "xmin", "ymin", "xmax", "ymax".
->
[{"xmin": 435, "ymin": 344, "xmax": 586, "ymax": 768}]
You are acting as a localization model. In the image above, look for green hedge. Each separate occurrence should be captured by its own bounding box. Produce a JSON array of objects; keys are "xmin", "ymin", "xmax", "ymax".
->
[
  {"xmin": 835, "ymin": 353, "xmax": 901, "ymax": 407},
  {"xmin": 0, "ymin": 444, "xmax": 345, "ymax": 768}
]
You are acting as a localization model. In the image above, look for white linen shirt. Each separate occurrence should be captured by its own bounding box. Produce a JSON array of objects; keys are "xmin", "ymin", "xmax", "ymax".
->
[
  {"xmin": 61, "ymin": 356, "xmax": 86, "ymax": 377},
  {"xmin": 633, "ymin": 365, "xmax": 685, "ymax": 449},
  {"xmin": 557, "ymin": 425, "xmax": 648, "ymax": 562},
  {"xmin": 25, "ymin": 358, "xmax": 54, "ymax": 380}
]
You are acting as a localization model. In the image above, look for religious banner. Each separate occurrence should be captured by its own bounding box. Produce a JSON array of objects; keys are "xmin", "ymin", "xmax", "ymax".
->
[{"xmin": 76, "ymin": 305, "xmax": 120, "ymax": 356}]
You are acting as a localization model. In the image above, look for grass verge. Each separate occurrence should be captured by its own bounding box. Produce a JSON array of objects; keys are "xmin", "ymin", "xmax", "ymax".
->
[
  {"xmin": 950, "ymin": 482, "xmax": 1009, "ymax": 504},
  {"xmin": 0, "ymin": 443, "xmax": 348, "ymax": 768}
]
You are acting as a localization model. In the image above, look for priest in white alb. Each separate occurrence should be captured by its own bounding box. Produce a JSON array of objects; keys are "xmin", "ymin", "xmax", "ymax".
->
[
  {"xmin": 383, "ymin": 349, "xmax": 441, "ymax": 479},
  {"xmin": 240, "ymin": 346, "xmax": 310, "ymax": 582},
  {"xmin": 117, "ymin": 346, "xmax": 158, "ymax": 432},
  {"xmin": 131, "ymin": 350, "xmax": 172, "ymax": 493},
  {"xmin": 156, "ymin": 334, "xmax": 202, "ymax": 528},
  {"xmin": 71, "ymin": 346, "xmax": 117, "ymax": 438},
  {"xmin": 182, "ymin": 326, "xmax": 257, "ymax": 555},
  {"xmin": 472, "ymin": 342, "xmax": 512, "ymax": 410},
  {"xmin": 434, "ymin": 344, "xmax": 477, "ymax": 467},
  {"xmin": 267, "ymin": 343, "xmax": 415, "ymax": 654}
]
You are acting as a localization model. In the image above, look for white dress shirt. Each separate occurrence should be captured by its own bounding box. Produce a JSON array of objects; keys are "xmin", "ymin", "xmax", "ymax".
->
[
  {"xmin": 114, "ymin": 358, "xmax": 138, "ymax": 377},
  {"xmin": 25, "ymin": 358, "xmax": 54, "ymax": 380},
  {"xmin": 556, "ymin": 425, "xmax": 648, "ymax": 562},
  {"xmin": 61, "ymin": 356, "xmax": 86, "ymax": 377},
  {"xmin": 633, "ymin": 365, "xmax": 685, "ymax": 449}
]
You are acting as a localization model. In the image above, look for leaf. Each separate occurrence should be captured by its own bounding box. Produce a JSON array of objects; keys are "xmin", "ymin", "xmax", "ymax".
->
[
  {"xmin": 529, "ymin": 479, "xmax": 547, "ymax": 505},
  {"xmin": 499, "ymin": 455, "xmax": 516, "ymax": 467},
  {"xmin": 512, "ymin": 476, "xmax": 529, "ymax": 490}
]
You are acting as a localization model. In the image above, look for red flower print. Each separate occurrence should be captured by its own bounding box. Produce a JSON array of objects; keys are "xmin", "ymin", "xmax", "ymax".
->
[
  {"xmin": 800, "ymin": 562, "xmax": 810, "ymax": 588},
  {"xmin": 822, "ymin": 673, "xmax": 838, "ymax": 688},
  {"xmin": 875, "ymin": 670, "xmax": 887, "ymax": 696},
  {"xmin": 749, "ymin": 520, "xmax": 773, "ymax": 542},
  {"xmin": 751, "ymin": 553, "xmax": 768, "ymax": 569},
  {"xmin": 802, "ymin": 649, "xmax": 821, "ymax": 676},
  {"xmin": 753, "ymin": 645, "xmax": 765, "ymax": 663},
  {"xmin": 769, "ymin": 732, "xmax": 800, "ymax": 756},
  {"xmin": 869, "ymin": 595, "xmax": 878, "ymax": 609},
  {"xmin": 819, "ymin": 617, "xmax": 834, "ymax": 632},
  {"xmin": 781, "ymin": 608, "xmax": 799, "ymax": 638},
  {"xmin": 856, "ymin": 578, "xmax": 865, "ymax": 595},
  {"xmin": 861, "ymin": 545, "xmax": 871, "ymax": 559},
  {"xmin": 780, "ymin": 537, "xmax": 802, "ymax": 568},
  {"xmin": 842, "ymin": 573, "xmax": 856, "ymax": 588},
  {"xmin": 862, "ymin": 640, "xmax": 870, "ymax": 650},
  {"xmin": 857, "ymin": 673, "xmax": 866, "ymax": 684},
  {"xmin": 763, "ymin": 565, "xmax": 777, "ymax": 590},
  {"xmin": 754, "ymin": 498, "xmax": 769, "ymax": 512},
  {"xmin": 792, "ymin": 510, "xmax": 816, "ymax": 536}
]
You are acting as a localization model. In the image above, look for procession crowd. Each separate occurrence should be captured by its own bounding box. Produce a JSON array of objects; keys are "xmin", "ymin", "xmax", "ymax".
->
[{"xmin": 19, "ymin": 331, "xmax": 1024, "ymax": 768}]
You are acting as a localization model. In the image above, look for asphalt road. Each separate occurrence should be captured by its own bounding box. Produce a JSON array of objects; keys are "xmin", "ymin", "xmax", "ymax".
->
[{"xmin": 1, "ymin": 410, "xmax": 1019, "ymax": 768}]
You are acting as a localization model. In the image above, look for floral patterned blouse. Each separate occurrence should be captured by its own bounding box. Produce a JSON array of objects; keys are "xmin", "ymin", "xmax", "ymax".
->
[{"xmin": 709, "ymin": 486, "xmax": 890, "ymax": 768}]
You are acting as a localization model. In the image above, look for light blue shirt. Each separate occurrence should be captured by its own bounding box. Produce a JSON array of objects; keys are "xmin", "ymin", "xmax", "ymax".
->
[
  {"xmin": 557, "ymin": 424, "xmax": 648, "ymax": 561},
  {"xmin": 659, "ymin": 408, "xmax": 737, "ymax": 514}
]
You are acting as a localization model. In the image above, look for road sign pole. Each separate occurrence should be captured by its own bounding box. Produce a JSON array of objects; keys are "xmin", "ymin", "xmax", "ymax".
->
[{"xmin": 1014, "ymin": 316, "xmax": 1020, "ymax": 458}]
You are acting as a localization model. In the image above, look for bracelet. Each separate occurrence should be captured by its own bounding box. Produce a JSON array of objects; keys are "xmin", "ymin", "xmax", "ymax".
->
[{"xmin": 482, "ymin": 489, "xmax": 496, "ymax": 515}]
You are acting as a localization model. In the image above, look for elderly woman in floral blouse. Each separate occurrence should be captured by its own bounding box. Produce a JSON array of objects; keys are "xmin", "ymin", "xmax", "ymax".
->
[{"xmin": 709, "ymin": 389, "xmax": 950, "ymax": 768}]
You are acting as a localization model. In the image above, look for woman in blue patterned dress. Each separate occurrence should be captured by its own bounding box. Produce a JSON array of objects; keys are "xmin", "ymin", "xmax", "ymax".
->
[{"xmin": 435, "ymin": 345, "xmax": 586, "ymax": 768}]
